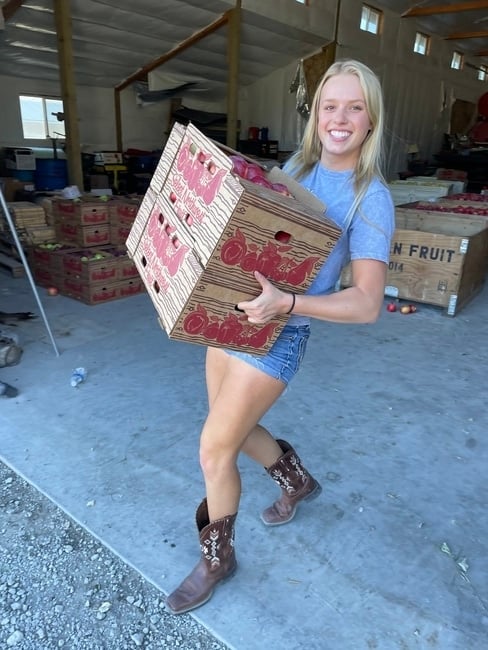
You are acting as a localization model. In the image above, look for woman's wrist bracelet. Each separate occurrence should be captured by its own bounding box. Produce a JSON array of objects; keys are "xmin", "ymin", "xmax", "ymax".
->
[{"xmin": 286, "ymin": 292, "xmax": 296, "ymax": 315}]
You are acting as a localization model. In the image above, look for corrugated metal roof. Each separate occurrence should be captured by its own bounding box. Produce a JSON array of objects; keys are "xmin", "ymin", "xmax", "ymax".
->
[
  {"xmin": 1, "ymin": 0, "xmax": 486, "ymax": 94},
  {"xmin": 0, "ymin": 0, "xmax": 330, "ymax": 93}
]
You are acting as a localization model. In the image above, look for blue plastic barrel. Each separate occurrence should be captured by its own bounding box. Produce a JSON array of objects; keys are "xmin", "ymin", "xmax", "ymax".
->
[
  {"xmin": 34, "ymin": 159, "xmax": 68, "ymax": 190},
  {"xmin": 12, "ymin": 169, "xmax": 35, "ymax": 182}
]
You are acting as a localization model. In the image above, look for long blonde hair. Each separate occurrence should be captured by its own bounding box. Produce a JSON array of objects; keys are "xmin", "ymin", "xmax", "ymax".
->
[{"xmin": 286, "ymin": 59, "xmax": 387, "ymax": 226}]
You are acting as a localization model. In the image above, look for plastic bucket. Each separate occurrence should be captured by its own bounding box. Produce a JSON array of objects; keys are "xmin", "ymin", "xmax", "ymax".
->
[
  {"xmin": 248, "ymin": 126, "xmax": 260, "ymax": 140},
  {"xmin": 34, "ymin": 158, "xmax": 68, "ymax": 190}
]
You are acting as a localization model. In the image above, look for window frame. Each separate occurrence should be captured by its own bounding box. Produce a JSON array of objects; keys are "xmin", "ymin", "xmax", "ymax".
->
[
  {"xmin": 450, "ymin": 51, "xmax": 464, "ymax": 71},
  {"xmin": 360, "ymin": 4, "xmax": 383, "ymax": 36},
  {"xmin": 18, "ymin": 94, "xmax": 65, "ymax": 141},
  {"xmin": 477, "ymin": 64, "xmax": 487, "ymax": 81},
  {"xmin": 413, "ymin": 32, "xmax": 430, "ymax": 56}
]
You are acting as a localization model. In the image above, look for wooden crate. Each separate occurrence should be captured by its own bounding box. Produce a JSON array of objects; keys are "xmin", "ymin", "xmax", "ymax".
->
[{"xmin": 341, "ymin": 208, "xmax": 488, "ymax": 316}]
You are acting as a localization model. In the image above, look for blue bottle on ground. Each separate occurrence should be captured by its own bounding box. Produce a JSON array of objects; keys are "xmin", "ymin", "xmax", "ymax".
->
[{"xmin": 70, "ymin": 367, "xmax": 86, "ymax": 387}]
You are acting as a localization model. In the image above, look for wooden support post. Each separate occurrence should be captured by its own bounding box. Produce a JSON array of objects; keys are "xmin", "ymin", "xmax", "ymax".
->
[
  {"xmin": 53, "ymin": 0, "xmax": 83, "ymax": 190},
  {"xmin": 226, "ymin": 1, "xmax": 241, "ymax": 150},
  {"xmin": 115, "ymin": 89, "xmax": 122, "ymax": 153}
]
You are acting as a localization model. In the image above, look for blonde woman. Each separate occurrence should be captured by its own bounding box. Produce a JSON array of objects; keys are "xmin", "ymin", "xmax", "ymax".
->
[{"xmin": 166, "ymin": 59, "xmax": 395, "ymax": 614}]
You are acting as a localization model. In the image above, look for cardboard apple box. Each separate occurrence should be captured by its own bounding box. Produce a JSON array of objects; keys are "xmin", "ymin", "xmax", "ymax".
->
[{"xmin": 126, "ymin": 122, "xmax": 341, "ymax": 354}]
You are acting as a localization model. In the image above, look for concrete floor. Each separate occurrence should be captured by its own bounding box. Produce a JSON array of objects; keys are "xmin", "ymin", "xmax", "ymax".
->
[{"xmin": 1, "ymin": 272, "xmax": 487, "ymax": 650}]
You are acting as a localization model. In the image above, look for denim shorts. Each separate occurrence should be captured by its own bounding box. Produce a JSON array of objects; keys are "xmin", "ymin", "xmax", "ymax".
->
[{"xmin": 225, "ymin": 324, "xmax": 311, "ymax": 385}]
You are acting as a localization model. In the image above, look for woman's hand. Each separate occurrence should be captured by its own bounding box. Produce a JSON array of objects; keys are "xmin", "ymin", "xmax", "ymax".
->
[{"xmin": 236, "ymin": 271, "xmax": 294, "ymax": 324}]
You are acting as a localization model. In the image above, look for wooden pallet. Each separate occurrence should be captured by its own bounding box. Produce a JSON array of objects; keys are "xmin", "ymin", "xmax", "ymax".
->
[
  {"xmin": 0, "ymin": 252, "xmax": 24, "ymax": 278},
  {"xmin": 0, "ymin": 237, "xmax": 21, "ymax": 261}
]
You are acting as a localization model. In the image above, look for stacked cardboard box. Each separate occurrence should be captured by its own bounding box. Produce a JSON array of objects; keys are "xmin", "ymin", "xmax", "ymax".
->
[
  {"xmin": 30, "ymin": 242, "xmax": 142, "ymax": 305},
  {"xmin": 61, "ymin": 246, "xmax": 142, "ymax": 305},
  {"xmin": 30, "ymin": 196, "xmax": 143, "ymax": 304},
  {"xmin": 109, "ymin": 197, "xmax": 141, "ymax": 246},
  {"xmin": 127, "ymin": 123, "xmax": 341, "ymax": 354},
  {"xmin": 29, "ymin": 243, "xmax": 74, "ymax": 288},
  {"xmin": 53, "ymin": 196, "xmax": 111, "ymax": 247}
]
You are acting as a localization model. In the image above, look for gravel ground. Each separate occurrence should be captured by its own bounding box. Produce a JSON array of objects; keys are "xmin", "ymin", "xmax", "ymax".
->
[{"xmin": 0, "ymin": 460, "xmax": 229, "ymax": 650}]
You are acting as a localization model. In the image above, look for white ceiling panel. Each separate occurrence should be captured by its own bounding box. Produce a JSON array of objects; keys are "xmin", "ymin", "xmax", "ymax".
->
[{"xmin": 0, "ymin": 0, "xmax": 486, "ymax": 92}]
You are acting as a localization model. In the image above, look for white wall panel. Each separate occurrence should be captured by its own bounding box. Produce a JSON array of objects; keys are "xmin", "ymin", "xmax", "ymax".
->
[
  {"xmin": 0, "ymin": 74, "xmax": 170, "ymax": 152},
  {"xmin": 244, "ymin": 0, "xmax": 487, "ymax": 181}
]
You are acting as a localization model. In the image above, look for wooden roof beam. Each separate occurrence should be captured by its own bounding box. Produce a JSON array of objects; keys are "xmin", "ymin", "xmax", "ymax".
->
[
  {"xmin": 402, "ymin": 1, "xmax": 488, "ymax": 17},
  {"xmin": 445, "ymin": 30, "xmax": 488, "ymax": 39},
  {"xmin": 2, "ymin": 0, "xmax": 26, "ymax": 22},
  {"xmin": 115, "ymin": 11, "xmax": 230, "ymax": 91},
  {"xmin": 475, "ymin": 50, "xmax": 488, "ymax": 56}
]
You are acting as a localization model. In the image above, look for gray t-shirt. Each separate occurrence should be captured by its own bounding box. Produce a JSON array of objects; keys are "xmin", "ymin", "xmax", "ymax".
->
[{"xmin": 284, "ymin": 161, "xmax": 395, "ymax": 325}]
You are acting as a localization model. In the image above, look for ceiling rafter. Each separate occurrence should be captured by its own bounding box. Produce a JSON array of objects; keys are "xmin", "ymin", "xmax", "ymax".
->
[
  {"xmin": 115, "ymin": 11, "xmax": 230, "ymax": 91},
  {"xmin": 445, "ymin": 29, "xmax": 488, "ymax": 39},
  {"xmin": 402, "ymin": 1, "xmax": 488, "ymax": 17}
]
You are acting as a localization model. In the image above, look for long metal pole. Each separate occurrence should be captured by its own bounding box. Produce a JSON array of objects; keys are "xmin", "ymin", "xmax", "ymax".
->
[{"xmin": 0, "ymin": 189, "xmax": 60, "ymax": 357}]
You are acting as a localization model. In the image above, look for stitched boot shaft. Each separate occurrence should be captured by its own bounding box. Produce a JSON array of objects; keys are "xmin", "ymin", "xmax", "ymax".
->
[
  {"xmin": 166, "ymin": 499, "xmax": 237, "ymax": 615},
  {"xmin": 261, "ymin": 439, "xmax": 322, "ymax": 526}
]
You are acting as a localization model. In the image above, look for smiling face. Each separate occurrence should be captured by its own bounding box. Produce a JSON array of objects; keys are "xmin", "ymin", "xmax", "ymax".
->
[{"xmin": 317, "ymin": 72, "xmax": 372, "ymax": 171}]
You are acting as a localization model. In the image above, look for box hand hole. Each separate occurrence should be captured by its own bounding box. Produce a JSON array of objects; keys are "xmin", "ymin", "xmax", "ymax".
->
[
  {"xmin": 153, "ymin": 280, "xmax": 160, "ymax": 294},
  {"xmin": 275, "ymin": 230, "xmax": 291, "ymax": 244}
]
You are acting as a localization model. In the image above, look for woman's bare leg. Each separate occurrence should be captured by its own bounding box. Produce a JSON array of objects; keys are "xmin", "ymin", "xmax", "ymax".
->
[
  {"xmin": 206, "ymin": 349, "xmax": 283, "ymax": 464},
  {"xmin": 202, "ymin": 347, "xmax": 286, "ymax": 520}
]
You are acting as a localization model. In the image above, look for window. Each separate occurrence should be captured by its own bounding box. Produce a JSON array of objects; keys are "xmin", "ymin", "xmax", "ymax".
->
[
  {"xmin": 478, "ymin": 65, "xmax": 487, "ymax": 81},
  {"xmin": 451, "ymin": 51, "xmax": 463, "ymax": 70},
  {"xmin": 19, "ymin": 95, "xmax": 65, "ymax": 139},
  {"xmin": 360, "ymin": 4, "xmax": 382, "ymax": 35},
  {"xmin": 413, "ymin": 32, "xmax": 430, "ymax": 55}
]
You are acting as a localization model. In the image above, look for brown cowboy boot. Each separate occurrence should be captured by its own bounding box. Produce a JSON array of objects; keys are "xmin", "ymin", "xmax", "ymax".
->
[
  {"xmin": 166, "ymin": 498, "xmax": 237, "ymax": 615},
  {"xmin": 261, "ymin": 439, "xmax": 321, "ymax": 526}
]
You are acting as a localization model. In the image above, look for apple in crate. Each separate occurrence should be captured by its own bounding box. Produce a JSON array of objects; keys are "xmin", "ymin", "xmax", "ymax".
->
[{"xmin": 229, "ymin": 155, "xmax": 293, "ymax": 196}]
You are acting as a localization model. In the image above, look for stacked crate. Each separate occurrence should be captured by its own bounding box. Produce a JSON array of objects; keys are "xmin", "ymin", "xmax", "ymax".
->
[
  {"xmin": 388, "ymin": 179, "xmax": 454, "ymax": 206},
  {"xmin": 2, "ymin": 201, "xmax": 56, "ymax": 245},
  {"xmin": 127, "ymin": 122, "xmax": 341, "ymax": 354},
  {"xmin": 30, "ymin": 196, "xmax": 143, "ymax": 305},
  {"xmin": 341, "ymin": 200, "xmax": 488, "ymax": 316}
]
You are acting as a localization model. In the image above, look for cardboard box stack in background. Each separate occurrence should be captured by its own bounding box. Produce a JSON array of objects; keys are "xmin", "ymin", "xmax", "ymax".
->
[
  {"xmin": 388, "ymin": 178, "xmax": 454, "ymax": 206},
  {"xmin": 28, "ymin": 195, "xmax": 142, "ymax": 305},
  {"xmin": 127, "ymin": 122, "xmax": 341, "ymax": 354},
  {"xmin": 109, "ymin": 197, "xmax": 141, "ymax": 245},
  {"xmin": 53, "ymin": 196, "xmax": 111, "ymax": 247},
  {"xmin": 435, "ymin": 168, "xmax": 468, "ymax": 193}
]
